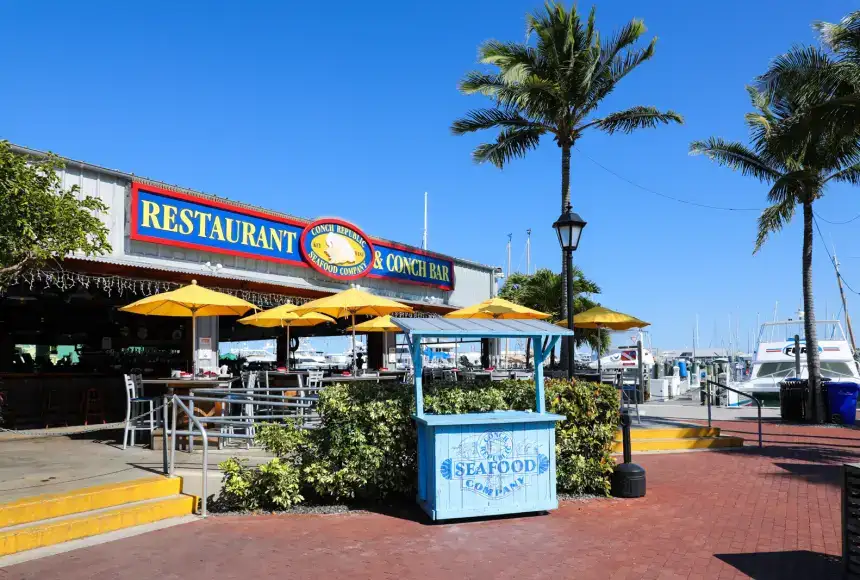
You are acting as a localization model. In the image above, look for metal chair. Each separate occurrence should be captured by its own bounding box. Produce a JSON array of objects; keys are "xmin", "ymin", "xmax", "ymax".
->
[
  {"xmin": 123, "ymin": 374, "xmax": 155, "ymax": 449},
  {"xmin": 229, "ymin": 371, "xmax": 256, "ymax": 448},
  {"xmin": 307, "ymin": 370, "xmax": 324, "ymax": 389}
]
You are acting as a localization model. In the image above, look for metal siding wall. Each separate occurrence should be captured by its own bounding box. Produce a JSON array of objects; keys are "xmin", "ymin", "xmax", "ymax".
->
[
  {"xmin": 57, "ymin": 164, "xmax": 494, "ymax": 307},
  {"xmin": 448, "ymin": 263, "xmax": 493, "ymax": 307},
  {"xmin": 58, "ymin": 165, "xmax": 127, "ymax": 257}
]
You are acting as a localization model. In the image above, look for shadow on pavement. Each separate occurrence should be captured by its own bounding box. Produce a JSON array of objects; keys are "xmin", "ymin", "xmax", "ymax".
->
[
  {"xmin": 771, "ymin": 462, "xmax": 842, "ymax": 485},
  {"xmin": 715, "ymin": 550, "xmax": 841, "ymax": 579}
]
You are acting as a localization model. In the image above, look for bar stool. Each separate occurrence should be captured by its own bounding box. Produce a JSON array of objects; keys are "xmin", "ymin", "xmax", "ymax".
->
[
  {"xmin": 82, "ymin": 387, "xmax": 106, "ymax": 425},
  {"xmin": 123, "ymin": 374, "xmax": 155, "ymax": 449},
  {"xmin": 43, "ymin": 388, "xmax": 69, "ymax": 428}
]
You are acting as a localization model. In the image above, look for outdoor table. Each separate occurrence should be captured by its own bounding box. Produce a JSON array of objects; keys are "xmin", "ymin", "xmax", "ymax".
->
[
  {"xmin": 142, "ymin": 376, "xmax": 240, "ymax": 457},
  {"xmin": 392, "ymin": 317, "xmax": 572, "ymax": 521}
]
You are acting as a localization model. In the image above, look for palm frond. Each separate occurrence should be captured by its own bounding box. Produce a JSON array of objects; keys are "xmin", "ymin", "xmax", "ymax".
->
[
  {"xmin": 471, "ymin": 126, "xmax": 544, "ymax": 168},
  {"xmin": 600, "ymin": 19, "xmax": 647, "ymax": 66},
  {"xmin": 766, "ymin": 170, "xmax": 816, "ymax": 205},
  {"xmin": 689, "ymin": 137, "xmax": 782, "ymax": 182},
  {"xmin": 757, "ymin": 46, "xmax": 837, "ymax": 108},
  {"xmin": 479, "ymin": 41, "xmax": 543, "ymax": 79},
  {"xmin": 587, "ymin": 106, "xmax": 683, "ymax": 134},
  {"xmin": 825, "ymin": 162, "xmax": 860, "ymax": 185},
  {"xmin": 458, "ymin": 72, "xmax": 509, "ymax": 97},
  {"xmin": 755, "ymin": 198, "xmax": 796, "ymax": 253},
  {"xmin": 814, "ymin": 11, "xmax": 860, "ymax": 62},
  {"xmin": 451, "ymin": 109, "xmax": 548, "ymax": 135}
]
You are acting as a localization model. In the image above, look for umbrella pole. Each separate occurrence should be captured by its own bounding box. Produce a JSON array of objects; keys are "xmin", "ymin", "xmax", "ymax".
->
[
  {"xmin": 286, "ymin": 325, "xmax": 290, "ymax": 372},
  {"xmin": 597, "ymin": 327, "xmax": 601, "ymax": 377},
  {"xmin": 192, "ymin": 311, "xmax": 197, "ymax": 376},
  {"xmin": 351, "ymin": 312, "xmax": 356, "ymax": 374}
]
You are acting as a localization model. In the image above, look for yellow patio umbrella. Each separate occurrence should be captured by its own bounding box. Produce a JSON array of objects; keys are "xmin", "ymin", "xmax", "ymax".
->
[
  {"xmin": 292, "ymin": 288, "xmax": 412, "ymax": 372},
  {"xmin": 561, "ymin": 306, "xmax": 650, "ymax": 374},
  {"xmin": 120, "ymin": 280, "xmax": 257, "ymax": 374},
  {"xmin": 238, "ymin": 306, "xmax": 335, "ymax": 370},
  {"xmin": 446, "ymin": 298, "xmax": 550, "ymax": 369},
  {"xmin": 347, "ymin": 315, "xmax": 403, "ymax": 367},
  {"xmin": 445, "ymin": 297, "xmax": 551, "ymax": 320},
  {"xmin": 345, "ymin": 314, "xmax": 402, "ymax": 333}
]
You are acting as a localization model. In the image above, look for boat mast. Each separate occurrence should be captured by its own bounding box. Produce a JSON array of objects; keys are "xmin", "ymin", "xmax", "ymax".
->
[
  {"xmin": 525, "ymin": 229, "xmax": 531, "ymax": 275},
  {"xmin": 423, "ymin": 192, "xmax": 428, "ymax": 250},
  {"xmin": 832, "ymin": 248, "xmax": 857, "ymax": 353}
]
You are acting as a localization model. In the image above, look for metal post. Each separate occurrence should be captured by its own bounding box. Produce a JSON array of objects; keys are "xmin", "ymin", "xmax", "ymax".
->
[
  {"xmin": 162, "ymin": 393, "xmax": 169, "ymax": 475},
  {"xmin": 566, "ymin": 248, "xmax": 574, "ymax": 379},
  {"xmin": 170, "ymin": 396, "xmax": 178, "ymax": 476},
  {"xmin": 794, "ymin": 334, "xmax": 801, "ymax": 377},
  {"xmin": 757, "ymin": 401, "xmax": 762, "ymax": 448},
  {"xmin": 706, "ymin": 382, "xmax": 712, "ymax": 429},
  {"xmin": 635, "ymin": 339, "xmax": 642, "ymax": 424}
]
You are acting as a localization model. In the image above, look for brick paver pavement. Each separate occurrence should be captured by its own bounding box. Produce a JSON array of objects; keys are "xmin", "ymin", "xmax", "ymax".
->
[{"xmin": 2, "ymin": 421, "xmax": 857, "ymax": 580}]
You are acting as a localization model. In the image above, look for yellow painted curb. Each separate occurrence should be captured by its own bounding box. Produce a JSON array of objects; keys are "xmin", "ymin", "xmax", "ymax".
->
[
  {"xmin": 0, "ymin": 476, "xmax": 182, "ymax": 528},
  {"xmin": 0, "ymin": 495, "xmax": 196, "ymax": 557},
  {"xmin": 611, "ymin": 436, "xmax": 744, "ymax": 453},
  {"xmin": 614, "ymin": 427, "xmax": 721, "ymax": 440}
]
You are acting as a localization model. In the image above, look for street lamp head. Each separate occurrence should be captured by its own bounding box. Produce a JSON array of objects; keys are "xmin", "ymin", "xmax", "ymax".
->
[{"xmin": 552, "ymin": 202, "xmax": 587, "ymax": 252}]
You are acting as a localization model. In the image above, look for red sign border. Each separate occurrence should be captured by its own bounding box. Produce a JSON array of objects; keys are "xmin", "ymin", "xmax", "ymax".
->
[{"xmin": 129, "ymin": 181, "xmax": 455, "ymax": 290}]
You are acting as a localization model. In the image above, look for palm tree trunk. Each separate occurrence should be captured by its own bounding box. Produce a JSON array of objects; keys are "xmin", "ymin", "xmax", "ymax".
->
[
  {"xmin": 525, "ymin": 337, "xmax": 532, "ymax": 368},
  {"xmin": 802, "ymin": 200, "xmax": 823, "ymax": 423},
  {"xmin": 560, "ymin": 144, "xmax": 572, "ymax": 373}
]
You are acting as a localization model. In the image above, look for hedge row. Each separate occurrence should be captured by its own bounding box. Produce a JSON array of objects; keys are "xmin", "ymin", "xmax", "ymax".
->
[{"xmin": 217, "ymin": 378, "xmax": 618, "ymax": 511}]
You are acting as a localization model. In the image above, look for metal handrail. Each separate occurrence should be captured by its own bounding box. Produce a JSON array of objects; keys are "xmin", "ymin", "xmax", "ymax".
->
[
  {"xmin": 705, "ymin": 380, "xmax": 763, "ymax": 448},
  {"xmin": 170, "ymin": 395, "xmax": 209, "ymax": 517}
]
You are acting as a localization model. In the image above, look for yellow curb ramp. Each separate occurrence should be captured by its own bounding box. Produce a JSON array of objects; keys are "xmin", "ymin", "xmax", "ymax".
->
[
  {"xmin": 611, "ymin": 436, "xmax": 745, "ymax": 453},
  {"xmin": 0, "ymin": 495, "xmax": 196, "ymax": 557},
  {"xmin": 0, "ymin": 476, "xmax": 182, "ymax": 528},
  {"xmin": 613, "ymin": 427, "xmax": 721, "ymax": 440}
]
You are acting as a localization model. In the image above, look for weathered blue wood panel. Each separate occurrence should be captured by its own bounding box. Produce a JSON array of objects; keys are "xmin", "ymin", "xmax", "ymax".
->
[{"xmin": 415, "ymin": 412, "xmax": 562, "ymax": 520}]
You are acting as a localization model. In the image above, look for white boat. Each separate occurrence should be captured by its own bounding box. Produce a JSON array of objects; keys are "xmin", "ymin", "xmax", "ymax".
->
[
  {"xmin": 238, "ymin": 348, "xmax": 276, "ymax": 364},
  {"xmin": 293, "ymin": 344, "xmax": 326, "ymax": 369},
  {"xmin": 588, "ymin": 346, "xmax": 655, "ymax": 373},
  {"xmin": 727, "ymin": 319, "xmax": 860, "ymax": 405}
]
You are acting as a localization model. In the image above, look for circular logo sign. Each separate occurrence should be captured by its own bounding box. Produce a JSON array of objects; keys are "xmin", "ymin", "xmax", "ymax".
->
[{"xmin": 300, "ymin": 218, "xmax": 375, "ymax": 280}]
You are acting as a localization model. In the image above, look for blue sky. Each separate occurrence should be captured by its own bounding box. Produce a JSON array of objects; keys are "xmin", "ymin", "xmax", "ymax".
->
[{"xmin": 2, "ymin": 0, "xmax": 859, "ymax": 350}]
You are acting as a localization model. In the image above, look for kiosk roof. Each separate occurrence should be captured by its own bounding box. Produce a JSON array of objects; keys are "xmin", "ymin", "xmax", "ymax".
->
[{"xmin": 391, "ymin": 317, "xmax": 574, "ymax": 338}]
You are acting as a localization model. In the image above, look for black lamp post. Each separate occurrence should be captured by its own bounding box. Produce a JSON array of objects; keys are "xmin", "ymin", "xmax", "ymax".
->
[{"xmin": 552, "ymin": 203, "xmax": 587, "ymax": 379}]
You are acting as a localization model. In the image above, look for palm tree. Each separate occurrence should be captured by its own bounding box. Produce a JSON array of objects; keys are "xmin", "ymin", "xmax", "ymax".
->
[
  {"xmin": 758, "ymin": 12, "xmax": 860, "ymax": 153},
  {"xmin": 690, "ymin": 84, "xmax": 860, "ymax": 422},
  {"xmin": 498, "ymin": 267, "xmax": 608, "ymax": 366},
  {"xmin": 451, "ymin": 2, "xmax": 682, "ymax": 368}
]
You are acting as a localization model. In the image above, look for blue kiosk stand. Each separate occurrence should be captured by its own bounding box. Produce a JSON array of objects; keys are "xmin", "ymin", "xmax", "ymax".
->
[{"xmin": 392, "ymin": 317, "xmax": 573, "ymax": 521}]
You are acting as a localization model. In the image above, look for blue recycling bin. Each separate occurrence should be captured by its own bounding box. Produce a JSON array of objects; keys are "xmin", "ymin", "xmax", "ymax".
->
[{"xmin": 827, "ymin": 382, "xmax": 859, "ymax": 425}]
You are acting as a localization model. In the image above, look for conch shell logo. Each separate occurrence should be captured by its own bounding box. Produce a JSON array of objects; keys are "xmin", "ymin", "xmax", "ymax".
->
[{"xmin": 324, "ymin": 232, "xmax": 356, "ymax": 265}]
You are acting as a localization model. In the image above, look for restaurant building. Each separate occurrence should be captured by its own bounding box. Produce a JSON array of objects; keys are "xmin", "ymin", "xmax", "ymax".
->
[{"xmin": 0, "ymin": 143, "xmax": 497, "ymax": 427}]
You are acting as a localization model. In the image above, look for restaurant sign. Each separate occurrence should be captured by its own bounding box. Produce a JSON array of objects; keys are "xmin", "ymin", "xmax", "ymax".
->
[
  {"xmin": 130, "ymin": 182, "xmax": 454, "ymax": 289},
  {"xmin": 300, "ymin": 219, "xmax": 374, "ymax": 280}
]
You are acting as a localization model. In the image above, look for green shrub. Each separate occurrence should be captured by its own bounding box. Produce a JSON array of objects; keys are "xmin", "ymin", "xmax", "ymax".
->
[
  {"xmin": 216, "ymin": 378, "xmax": 618, "ymax": 510},
  {"xmin": 216, "ymin": 457, "xmax": 304, "ymax": 511},
  {"xmin": 546, "ymin": 379, "xmax": 618, "ymax": 496}
]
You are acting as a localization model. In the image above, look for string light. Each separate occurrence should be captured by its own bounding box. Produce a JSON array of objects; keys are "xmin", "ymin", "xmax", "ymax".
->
[
  {"xmin": 4, "ymin": 269, "xmax": 311, "ymax": 308},
  {"xmin": 3, "ymin": 268, "xmax": 438, "ymax": 316}
]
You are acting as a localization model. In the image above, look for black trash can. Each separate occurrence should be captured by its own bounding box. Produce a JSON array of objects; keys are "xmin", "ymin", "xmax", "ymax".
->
[{"xmin": 780, "ymin": 378, "xmax": 808, "ymax": 421}]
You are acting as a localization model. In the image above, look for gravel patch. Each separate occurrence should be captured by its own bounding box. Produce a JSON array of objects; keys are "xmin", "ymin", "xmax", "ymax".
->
[
  {"xmin": 211, "ymin": 493, "xmax": 601, "ymax": 516},
  {"xmin": 558, "ymin": 492, "xmax": 600, "ymax": 502},
  {"xmin": 210, "ymin": 504, "xmax": 363, "ymax": 516}
]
